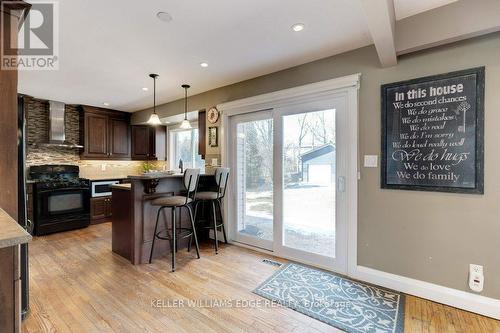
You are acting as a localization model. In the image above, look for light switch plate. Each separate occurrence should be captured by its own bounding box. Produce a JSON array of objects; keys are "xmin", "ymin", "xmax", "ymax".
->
[
  {"xmin": 364, "ymin": 155, "xmax": 378, "ymax": 168},
  {"xmin": 211, "ymin": 158, "xmax": 218, "ymax": 166}
]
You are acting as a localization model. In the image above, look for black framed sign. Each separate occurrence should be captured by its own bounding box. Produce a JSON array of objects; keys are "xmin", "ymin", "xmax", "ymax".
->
[{"xmin": 381, "ymin": 67, "xmax": 484, "ymax": 194}]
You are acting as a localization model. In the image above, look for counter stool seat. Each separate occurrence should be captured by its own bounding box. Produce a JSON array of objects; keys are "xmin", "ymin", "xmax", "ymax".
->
[
  {"xmin": 152, "ymin": 196, "xmax": 193, "ymax": 207},
  {"xmin": 194, "ymin": 191, "xmax": 218, "ymax": 200}
]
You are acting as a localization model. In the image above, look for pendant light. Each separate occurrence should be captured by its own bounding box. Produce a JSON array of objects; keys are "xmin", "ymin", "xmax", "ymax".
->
[
  {"xmin": 179, "ymin": 84, "xmax": 192, "ymax": 129},
  {"xmin": 147, "ymin": 73, "xmax": 162, "ymax": 125}
]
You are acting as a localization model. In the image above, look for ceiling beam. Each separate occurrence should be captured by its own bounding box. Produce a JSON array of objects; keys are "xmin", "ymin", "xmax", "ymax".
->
[
  {"xmin": 360, "ymin": 0, "xmax": 397, "ymax": 67},
  {"xmin": 395, "ymin": 0, "xmax": 500, "ymax": 55}
]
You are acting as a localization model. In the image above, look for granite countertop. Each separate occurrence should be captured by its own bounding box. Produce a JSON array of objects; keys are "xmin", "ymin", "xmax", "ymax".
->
[
  {"xmin": 0, "ymin": 208, "xmax": 32, "ymax": 249},
  {"xmin": 111, "ymin": 183, "xmax": 131, "ymax": 190},
  {"xmin": 84, "ymin": 175, "xmax": 133, "ymax": 181},
  {"xmin": 128, "ymin": 172, "xmax": 211, "ymax": 180}
]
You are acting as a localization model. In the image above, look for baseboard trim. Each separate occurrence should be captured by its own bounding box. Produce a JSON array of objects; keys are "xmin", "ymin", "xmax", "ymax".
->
[
  {"xmin": 351, "ymin": 265, "xmax": 500, "ymax": 320},
  {"xmin": 227, "ymin": 238, "xmax": 500, "ymax": 320}
]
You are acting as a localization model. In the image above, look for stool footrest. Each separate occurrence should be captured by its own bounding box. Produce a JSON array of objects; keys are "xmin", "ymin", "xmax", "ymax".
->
[{"xmin": 155, "ymin": 228, "xmax": 195, "ymax": 241}]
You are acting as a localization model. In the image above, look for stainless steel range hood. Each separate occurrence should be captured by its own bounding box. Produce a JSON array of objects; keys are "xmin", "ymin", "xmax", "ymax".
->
[{"xmin": 37, "ymin": 101, "xmax": 83, "ymax": 149}]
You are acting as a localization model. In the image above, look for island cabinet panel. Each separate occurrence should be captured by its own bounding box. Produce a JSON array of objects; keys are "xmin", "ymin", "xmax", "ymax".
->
[
  {"xmin": 111, "ymin": 188, "xmax": 132, "ymax": 260},
  {"xmin": 131, "ymin": 125, "xmax": 166, "ymax": 161},
  {"xmin": 81, "ymin": 106, "xmax": 131, "ymax": 160}
]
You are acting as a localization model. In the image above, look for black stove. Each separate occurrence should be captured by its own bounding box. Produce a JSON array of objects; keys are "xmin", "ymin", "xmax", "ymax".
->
[{"xmin": 29, "ymin": 165, "xmax": 90, "ymax": 235}]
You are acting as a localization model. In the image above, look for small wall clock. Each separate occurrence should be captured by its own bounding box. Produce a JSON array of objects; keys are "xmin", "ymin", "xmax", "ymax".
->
[{"xmin": 207, "ymin": 107, "xmax": 219, "ymax": 124}]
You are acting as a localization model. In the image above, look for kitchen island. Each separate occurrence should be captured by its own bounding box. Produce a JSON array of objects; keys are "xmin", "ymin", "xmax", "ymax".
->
[{"xmin": 111, "ymin": 173, "xmax": 215, "ymax": 264}]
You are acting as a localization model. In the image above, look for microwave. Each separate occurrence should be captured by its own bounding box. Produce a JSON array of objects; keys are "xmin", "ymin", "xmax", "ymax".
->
[{"xmin": 91, "ymin": 180, "xmax": 120, "ymax": 197}]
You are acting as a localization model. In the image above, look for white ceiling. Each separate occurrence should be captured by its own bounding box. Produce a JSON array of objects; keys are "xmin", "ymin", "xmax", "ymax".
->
[
  {"xmin": 19, "ymin": 0, "xmax": 373, "ymax": 112},
  {"xmin": 393, "ymin": 0, "xmax": 458, "ymax": 20},
  {"xmin": 18, "ymin": 0, "xmax": 471, "ymax": 112}
]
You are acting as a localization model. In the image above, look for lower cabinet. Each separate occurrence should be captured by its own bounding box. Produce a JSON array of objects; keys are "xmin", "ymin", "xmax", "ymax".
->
[
  {"xmin": 90, "ymin": 196, "xmax": 112, "ymax": 223},
  {"xmin": 0, "ymin": 246, "xmax": 20, "ymax": 333}
]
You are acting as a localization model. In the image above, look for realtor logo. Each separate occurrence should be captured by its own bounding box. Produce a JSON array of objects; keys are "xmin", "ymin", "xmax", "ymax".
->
[{"xmin": 1, "ymin": 0, "xmax": 59, "ymax": 70}]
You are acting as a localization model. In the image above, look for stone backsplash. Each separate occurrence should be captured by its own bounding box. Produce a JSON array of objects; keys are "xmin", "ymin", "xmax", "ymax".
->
[
  {"xmin": 79, "ymin": 160, "xmax": 167, "ymax": 179},
  {"xmin": 25, "ymin": 96, "xmax": 81, "ymax": 166}
]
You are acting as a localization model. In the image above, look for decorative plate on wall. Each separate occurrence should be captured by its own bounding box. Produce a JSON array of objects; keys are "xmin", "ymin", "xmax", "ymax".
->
[{"xmin": 207, "ymin": 107, "xmax": 219, "ymax": 124}]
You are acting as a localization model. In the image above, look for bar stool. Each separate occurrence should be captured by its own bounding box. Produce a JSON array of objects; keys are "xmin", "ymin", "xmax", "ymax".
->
[
  {"xmin": 194, "ymin": 167, "xmax": 230, "ymax": 254},
  {"xmin": 149, "ymin": 168, "xmax": 201, "ymax": 272}
]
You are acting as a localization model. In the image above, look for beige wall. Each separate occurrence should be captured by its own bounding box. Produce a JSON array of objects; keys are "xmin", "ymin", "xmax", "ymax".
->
[{"xmin": 132, "ymin": 33, "xmax": 500, "ymax": 299}]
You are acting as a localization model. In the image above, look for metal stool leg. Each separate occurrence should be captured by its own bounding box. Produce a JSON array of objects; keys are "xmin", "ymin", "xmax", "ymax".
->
[
  {"xmin": 193, "ymin": 200, "xmax": 201, "ymax": 222},
  {"xmin": 215, "ymin": 199, "xmax": 228, "ymax": 244},
  {"xmin": 171, "ymin": 207, "xmax": 176, "ymax": 272},
  {"xmin": 187, "ymin": 205, "xmax": 201, "ymax": 259},
  {"xmin": 149, "ymin": 207, "xmax": 163, "ymax": 264},
  {"xmin": 211, "ymin": 200, "xmax": 219, "ymax": 254},
  {"xmin": 175, "ymin": 207, "xmax": 182, "ymax": 252}
]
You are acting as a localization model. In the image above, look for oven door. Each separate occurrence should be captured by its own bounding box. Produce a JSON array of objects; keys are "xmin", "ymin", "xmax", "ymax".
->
[{"xmin": 37, "ymin": 188, "xmax": 90, "ymax": 219}]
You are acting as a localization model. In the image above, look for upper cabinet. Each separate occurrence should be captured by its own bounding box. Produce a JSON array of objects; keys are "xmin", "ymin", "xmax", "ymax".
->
[
  {"xmin": 131, "ymin": 125, "xmax": 166, "ymax": 160},
  {"xmin": 80, "ymin": 106, "xmax": 131, "ymax": 160}
]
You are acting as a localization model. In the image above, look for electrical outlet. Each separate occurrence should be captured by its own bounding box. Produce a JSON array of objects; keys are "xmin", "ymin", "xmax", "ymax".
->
[
  {"xmin": 101, "ymin": 163, "xmax": 107, "ymax": 171},
  {"xmin": 469, "ymin": 264, "xmax": 484, "ymax": 292}
]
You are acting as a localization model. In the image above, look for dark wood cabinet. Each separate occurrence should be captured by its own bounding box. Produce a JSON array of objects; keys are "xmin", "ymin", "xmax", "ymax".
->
[
  {"xmin": 198, "ymin": 109, "xmax": 206, "ymax": 158},
  {"xmin": 109, "ymin": 117, "xmax": 130, "ymax": 158},
  {"xmin": 81, "ymin": 107, "xmax": 130, "ymax": 160},
  {"xmin": 131, "ymin": 125, "xmax": 166, "ymax": 160},
  {"xmin": 0, "ymin": 3, "xmax": 31, "ymax": 333},
  {"xmin": 90, "ymin": 196, "xmax": 112, "ymax": 223}
]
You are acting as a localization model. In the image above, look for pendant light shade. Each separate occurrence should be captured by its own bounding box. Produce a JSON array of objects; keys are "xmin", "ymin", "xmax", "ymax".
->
[
  {"xmin": 147, "ymin": 73, "xmax": 162, "ymax": 125},
  {"xmin": 148, "ymin": 113, "xmax": 161, "ymax": 125},
  {"xmin": 179, "ymin": 84, "xmax": 192, "ymax": 129}
]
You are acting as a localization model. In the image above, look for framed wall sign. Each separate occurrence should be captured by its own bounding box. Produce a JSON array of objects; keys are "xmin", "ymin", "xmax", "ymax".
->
[
  {"xmin": 381, "ymin": 67, "xmax": 484, "ymax": 194},
  {"xmin": 208, "ymin": 126, "xmax": 218, "ymax": 147}
]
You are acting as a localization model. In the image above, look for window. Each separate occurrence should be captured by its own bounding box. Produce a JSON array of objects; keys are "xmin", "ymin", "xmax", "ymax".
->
[{"xmin": 169, "ymin": 128, "xmax": 205, "ymax": 169}]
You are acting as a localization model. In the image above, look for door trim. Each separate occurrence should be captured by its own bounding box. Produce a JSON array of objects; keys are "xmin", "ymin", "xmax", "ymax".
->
[{"xmin": 219, "ymin": 74, "xmax": 360, "ymax": 275}]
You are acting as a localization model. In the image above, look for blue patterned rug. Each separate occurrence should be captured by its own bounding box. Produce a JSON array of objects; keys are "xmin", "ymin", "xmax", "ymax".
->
[{"xmin": 254, "ymin": 263, "xmax": 405, "ymax": 333}]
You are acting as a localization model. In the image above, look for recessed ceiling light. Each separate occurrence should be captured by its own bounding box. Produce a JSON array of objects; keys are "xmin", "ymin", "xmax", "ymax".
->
[
  {"xmin": 291, "ymin": 23, "xmax": 305, "ymax": 32},
  {"xmin": 142, "ymin": 87, "xmax": 149, "ymax": 91},
  {"xmin": 156, "ymin": 12, "xmax": 173, "ymax": 23},
  {"xmin": 200, "ymin": 62, "xmax": 208, "ymax": 68},
  {"xmin": 103, "ymin": 102, "xmax": 110, "ymax": 107}
]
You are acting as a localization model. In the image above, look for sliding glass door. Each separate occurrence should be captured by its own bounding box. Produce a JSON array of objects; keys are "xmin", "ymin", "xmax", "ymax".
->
[
  {"xmin": 230, "ymin": 110, "xmax": 274, "ymax": 250},
  {"xmin": 281, "ymin": 109, "xmax": 336, "ymax": 258},
  {"xmin": 229, "ymin": 97, "xmax": 348, "ymax": 272}
]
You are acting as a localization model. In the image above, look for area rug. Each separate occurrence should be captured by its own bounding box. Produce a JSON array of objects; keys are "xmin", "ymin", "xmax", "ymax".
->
[{"xmin": 254, "ymin": 263, "xmax": 405, "ymax": 333}]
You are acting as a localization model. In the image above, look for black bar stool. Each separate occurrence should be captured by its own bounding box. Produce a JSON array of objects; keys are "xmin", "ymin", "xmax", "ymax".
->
[
  {"xmin": 194, "ymin": 167, "xmax": 230, "ymax": 254},
  {"xmin": 149, "ymin": 168, "xmax": 201, "ymax": 272}
]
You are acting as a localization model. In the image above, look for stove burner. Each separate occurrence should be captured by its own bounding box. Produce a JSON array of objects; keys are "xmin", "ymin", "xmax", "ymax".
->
[{"xmin": 29, "ymin": 164, "xmax": 90, "ymax": 189}]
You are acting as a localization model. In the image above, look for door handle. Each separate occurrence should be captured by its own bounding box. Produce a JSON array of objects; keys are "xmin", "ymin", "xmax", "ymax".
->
[{"xmin": 337, "ymin": 176, "xmax": 346, "ymax": 193}]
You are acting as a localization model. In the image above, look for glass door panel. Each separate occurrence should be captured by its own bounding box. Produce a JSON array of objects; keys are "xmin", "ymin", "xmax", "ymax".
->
[
  {"xmin": 282, "ymin": 109, "xmax": 336, "ymax": 257},
  {"xmin": 231, "ymin": 111, "xmax": 274, "ymax": 250}
]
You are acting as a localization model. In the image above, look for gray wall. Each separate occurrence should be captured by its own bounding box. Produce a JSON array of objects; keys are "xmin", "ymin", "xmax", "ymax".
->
[{"xmin": 133, "ymin": 33, "xmax": 500, "ymax": 299}]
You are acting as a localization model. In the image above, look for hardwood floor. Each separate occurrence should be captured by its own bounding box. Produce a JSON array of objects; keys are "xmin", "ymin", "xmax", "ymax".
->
[{"xmin": 22, "ymin": 223, "xmax": 500, "ymax": 333}]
